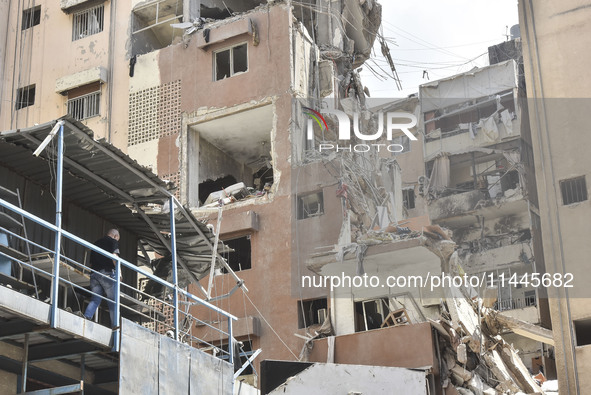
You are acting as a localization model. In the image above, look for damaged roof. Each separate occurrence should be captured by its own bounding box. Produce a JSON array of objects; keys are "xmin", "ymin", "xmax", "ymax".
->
[{"xmin": 0, "ymin": 116, "xmax": 226, "ymax": 285}]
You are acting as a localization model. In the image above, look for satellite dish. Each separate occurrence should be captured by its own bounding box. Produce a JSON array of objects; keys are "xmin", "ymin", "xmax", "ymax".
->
[{"xmin": 171, "ymin": 22, "xmax": 193, "ymax": 29}]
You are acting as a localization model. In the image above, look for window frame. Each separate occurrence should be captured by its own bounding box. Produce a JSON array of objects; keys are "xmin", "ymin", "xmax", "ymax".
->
[
  {"xmin": 221, "ymin": 235, "xmax": 252, "ymax": 273},
  {"xmin": 402, "ymin": 187, "xmax": 416, "ymax": 210},
  {"xmin": 392, "ymin": 135, "xmax": 411, "ymax": 155},
  {"xmin": 22, "ymin": 5, "xmax": 41, "ymax": 30},
  {"xmin": 213, "ymin": 42, "xmax": 249, "ymax": 81},
  {"xmin": 297, "ymin": 298, "xmax": 328, "ymax": 329},
  {"xmin": 560, "ymin": 176, "xmax": 588, "ymax": 205},
  {"xmin": 297, "ymin": 191, "xmax": 324, "ymax": 220},
  {"xmin": 15, "ymin": 85, "xmax": 36, "ymax": 110},
  {"xmin": 72, "ymin": 4, "xmax": 105, "ymax": 41},
  {"xmin": 66, "ymin": 90, "xmax": 101, "ymax": 121}
]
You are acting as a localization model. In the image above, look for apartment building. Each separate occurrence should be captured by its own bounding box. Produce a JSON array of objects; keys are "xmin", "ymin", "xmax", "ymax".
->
[
  {"xmin": 0, "ymin": 0, "xmax": 385, "ymax": 390},
  {"xmin": 519, "ymin": 1, "xmax": 591, "ymax": 393}
]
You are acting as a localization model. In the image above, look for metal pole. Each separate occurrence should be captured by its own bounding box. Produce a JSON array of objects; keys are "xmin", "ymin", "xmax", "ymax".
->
[
  {"xmin": 21, "ymin": 334, "xmax": 29, "ymax": 393},
  {"xmin": 169, "ymin": 197, "xmax": 179, "ymax": 341},
  {"xmin": 50, "ymin": 124, "xmax": 64, "ymax": 327},
  {"xmin": 113, "ymin": 257, "xmax": 121, "ymax": 352},
  {"xmin": 80, "ymin": 354, "xmax": 85, "ymax": 395},
  {"xmin": 228, "ymin": 316, "xmax": 234, "ymax": 392},
  {"xmin": 206, "ymin": 207, "xmax": 222, "ymax": 299}
]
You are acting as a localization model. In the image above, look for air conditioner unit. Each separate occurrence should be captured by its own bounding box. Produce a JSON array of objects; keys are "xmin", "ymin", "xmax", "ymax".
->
[{"xmin": 317, "ymin": 308, "xmax": 327, "ymax": 324}]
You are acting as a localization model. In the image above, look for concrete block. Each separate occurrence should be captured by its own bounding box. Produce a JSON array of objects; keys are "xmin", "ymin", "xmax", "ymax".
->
[{"xmin": 55, "ymin": 67, "xmax": 108, "ymax": 93}]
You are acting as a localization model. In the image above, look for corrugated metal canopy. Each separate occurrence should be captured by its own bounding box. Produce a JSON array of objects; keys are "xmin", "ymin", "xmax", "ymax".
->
[{"xmin": 0, "ymin": 116, "xmax": 225, "ymax": 285}]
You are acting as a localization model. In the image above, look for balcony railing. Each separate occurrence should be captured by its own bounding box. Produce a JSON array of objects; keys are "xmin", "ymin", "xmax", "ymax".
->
[
  {"xmin": 67, "ymin": 91, "xmax": 100, "ymax": 120},
  {"xmin": 495, "ymin": 295, "xmax": 537, "ymax": 312},
  {"xmin": 0, "ymin": 196, "xmax": 238, "ymax": 361}
]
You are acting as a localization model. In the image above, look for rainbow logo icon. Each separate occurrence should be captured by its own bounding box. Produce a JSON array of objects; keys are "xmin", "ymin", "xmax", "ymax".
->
[{"xmin": 303, "ymin": 107, "xmax": 329, "ymax": 132}]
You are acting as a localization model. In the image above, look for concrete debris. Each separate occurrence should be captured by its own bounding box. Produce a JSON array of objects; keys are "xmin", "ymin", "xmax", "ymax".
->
[
  {"xmin": 425, "ymin": 239, "xmax": 545, "ymax": 395},
  {"xmin": 200, "ymin": 181, "xmax": 272, "ymax": 208},
  {"xmin": 485, "ymin": 309, "xmax": 554, "ymax": 346},
  {"xmin": 541, "ymin": 380, "xmax": 558, "ymax": 393},
  {"xmin": 298, "ymin": 314, "xmax": 335, "ymax": 362}
]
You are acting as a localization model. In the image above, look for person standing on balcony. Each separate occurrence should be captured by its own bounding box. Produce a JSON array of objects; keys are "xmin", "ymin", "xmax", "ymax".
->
[{"xmin": 83, "ymin": 229, "xmax": 120, "ymax": 327}]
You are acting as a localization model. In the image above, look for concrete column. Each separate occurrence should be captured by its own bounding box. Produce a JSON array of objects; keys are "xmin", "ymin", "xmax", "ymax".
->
[
  {"xmin": 0, "ymin": 0, "xmax": 11, "ymax": 119},
  {"xmin": 183, "ymin": 0, "xmax": 200, "ymax": 22}
]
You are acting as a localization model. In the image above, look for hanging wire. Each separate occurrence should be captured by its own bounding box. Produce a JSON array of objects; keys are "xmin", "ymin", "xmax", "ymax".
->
[{"xmin": 241, "ymin": 288, "xmax": 299, "ymax": 359}]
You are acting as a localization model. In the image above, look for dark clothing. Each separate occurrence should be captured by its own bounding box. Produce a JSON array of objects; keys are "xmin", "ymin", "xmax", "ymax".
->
[{"xmin": 89, "ymin": 236, "xmax": 120, "ymax": 271}]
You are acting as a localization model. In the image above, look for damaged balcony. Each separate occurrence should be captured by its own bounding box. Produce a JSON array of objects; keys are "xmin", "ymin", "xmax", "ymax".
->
[
  {"xmin": 292, "ymin": 0, "xmax": 382, "ymax": 68},
  {"xmin": 131, "ymin": 0, "xmax": 268, "ymax": 55},
  {"xmin": 306, "ymin": 235, "xmax": 451, "ymax": 336},
  {"xmin": 421, "ymin": 60, "xmax": 522, "ymax": 161},
  {"xmin": 424, "ymin": 147, "xmax": 526, "ymax": 229},
  {"xmin": 304, "ymin": 323, "xmax": 437, "ymax": 390},
  {"xmin": 464, "ymin": 245, "xmax": 539, "ymax": 320},
  {"xmin": 303, "ymin": 235, "xmax": 549, "ymax": 394},
  {"xmin": 187, "ymin": 103, "xmax": 275, "ymax": 210}
]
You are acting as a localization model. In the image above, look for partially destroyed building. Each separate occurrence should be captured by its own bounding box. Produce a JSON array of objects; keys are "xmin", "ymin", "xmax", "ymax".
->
[
  {"xmin": 300, "ymin": 73, "xmax": 554, "ymax": 393},
  {"xmin": 419, "ymin": 57, "xmax": 545, "ymax": 371},
  {"xmin": 0, "ymin": 0, "xmax": 386, "ymax": 391},
  {"xmin": 0, "ymin": 0, "xmax": 575, "ymax": 393}
]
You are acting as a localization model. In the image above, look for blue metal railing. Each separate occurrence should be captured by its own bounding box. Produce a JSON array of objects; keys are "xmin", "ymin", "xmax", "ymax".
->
[
  {"xmin": 0, "ymin": 125, "xmax": 236, "ymax": 366},
  {"xmin": 0, "ymin": 196, "xmax": 237, "ymax": 355}
]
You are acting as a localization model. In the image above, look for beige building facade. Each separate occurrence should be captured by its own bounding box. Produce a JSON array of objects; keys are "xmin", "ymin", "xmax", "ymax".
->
[{"xmin": 519, "ymin": 0, "xmax": 591, "ymax": 393}]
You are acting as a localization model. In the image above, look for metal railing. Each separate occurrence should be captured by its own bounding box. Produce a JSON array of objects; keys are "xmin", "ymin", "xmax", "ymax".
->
[
  {"xmin": 67, "ymin": 91, "xmax": 100, "ymax": 121},
  {"xmin": 0, "ymin": 198, "xmax": 237, "ymax": 359},
  {"xmin": 72, "ymin": 4, "xmax": 104, "ymax": 41},
  {"xmin": 0, "ymin": 124, "xmax": 237, "ymax": 366},
  {"xmin": 496, "ymin": 296, "xmax": 537, "ymax": 312}
]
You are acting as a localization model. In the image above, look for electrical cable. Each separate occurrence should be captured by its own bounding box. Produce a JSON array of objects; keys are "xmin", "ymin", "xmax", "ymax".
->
[{"xmin": 241, "ymin": 288, "xmax": 299, "ymax": 359}]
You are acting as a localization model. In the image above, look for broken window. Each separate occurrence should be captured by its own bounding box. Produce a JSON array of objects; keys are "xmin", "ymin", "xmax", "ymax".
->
[
  {"xmin": 297, "ymin": 192, "xmax": 324, "ymax": 220},
  {"xmin": 501, "ymin": 169, "xmax": 520, "ymax": 192},
  {"xmin": 15, "ymin": 85, "xmax": 35, "ymax": 110},
  {"xmin": 131, "ymin": 0, "xmax": 184, "ymax": 55},
  {"xmin": 22, "ymin": 6, "xmax": 41, "ymax": 30},
  {"xmin": 574, "ymin": 318, "xmax": 591, "ymax": 346},
  {"xmin": 198, "ymin": 175, "xmax": 238, "ymax": 206},
  {"xmin": 72, "ymin": 4, "xmax": 104, "ymax": 41},
  {"xmin": 297, "ymin": 298, "xmax": 328, "ymax": 329},
  {"xmin": 214, "ymin": 43, "xmax": 248, "ymax": 81},
  {"xmin": 355, "ymin": 298, "xmax": 390, "ymax": 332},
  {"xmin": 252, "ymin": 159, "xmax": 273, "ymax": 191},
  {"xmin": 222, "ymin": 236, "xmax": 251, "ymax": 272},
  {"xmin": 524, "ymin": 290, "xmax": 536, "ymax": 307},
  {"xmin": 402, "ymin": 188, "xmax": 415, "ymax": 210},
  {"xmin": 67, "ymin": 88, "xmax": 100, "ymax": 120},
  {"xmin": 220, "ymin": 340, "xmax": 253, "ymax": 375},
  {"xmin": 560, "ymin": 176, "xmax": 587, "ymax": 205},
  {"xmin": 392, "ymin": 135, "xmax": 411, "ymax": 155}
]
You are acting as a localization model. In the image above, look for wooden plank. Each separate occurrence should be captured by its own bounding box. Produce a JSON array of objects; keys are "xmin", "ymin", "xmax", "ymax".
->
[
  {"xmin": 30, "ymin": 256, "xmax": 90, "ymax": 287},
  {"xmin": 381, "ymin": 308, "xmax": 410, "ymax": 327}
]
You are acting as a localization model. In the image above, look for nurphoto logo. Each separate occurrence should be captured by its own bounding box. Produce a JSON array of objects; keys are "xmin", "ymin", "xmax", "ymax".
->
[{"xmin": 303, "ymin": 104, "xmax": 418, "ymax": 153}]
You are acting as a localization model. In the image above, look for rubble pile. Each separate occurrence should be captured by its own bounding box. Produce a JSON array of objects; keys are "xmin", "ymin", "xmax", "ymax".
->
[{"xmin": 430, "ymin": 246, "xmax": 544, "ymax": 394}]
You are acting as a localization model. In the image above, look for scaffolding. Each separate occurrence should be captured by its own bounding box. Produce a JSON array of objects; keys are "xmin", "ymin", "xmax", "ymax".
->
[{"xmin": 0, "ymin": 118, "xmax": 254, "ymax": 394}]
